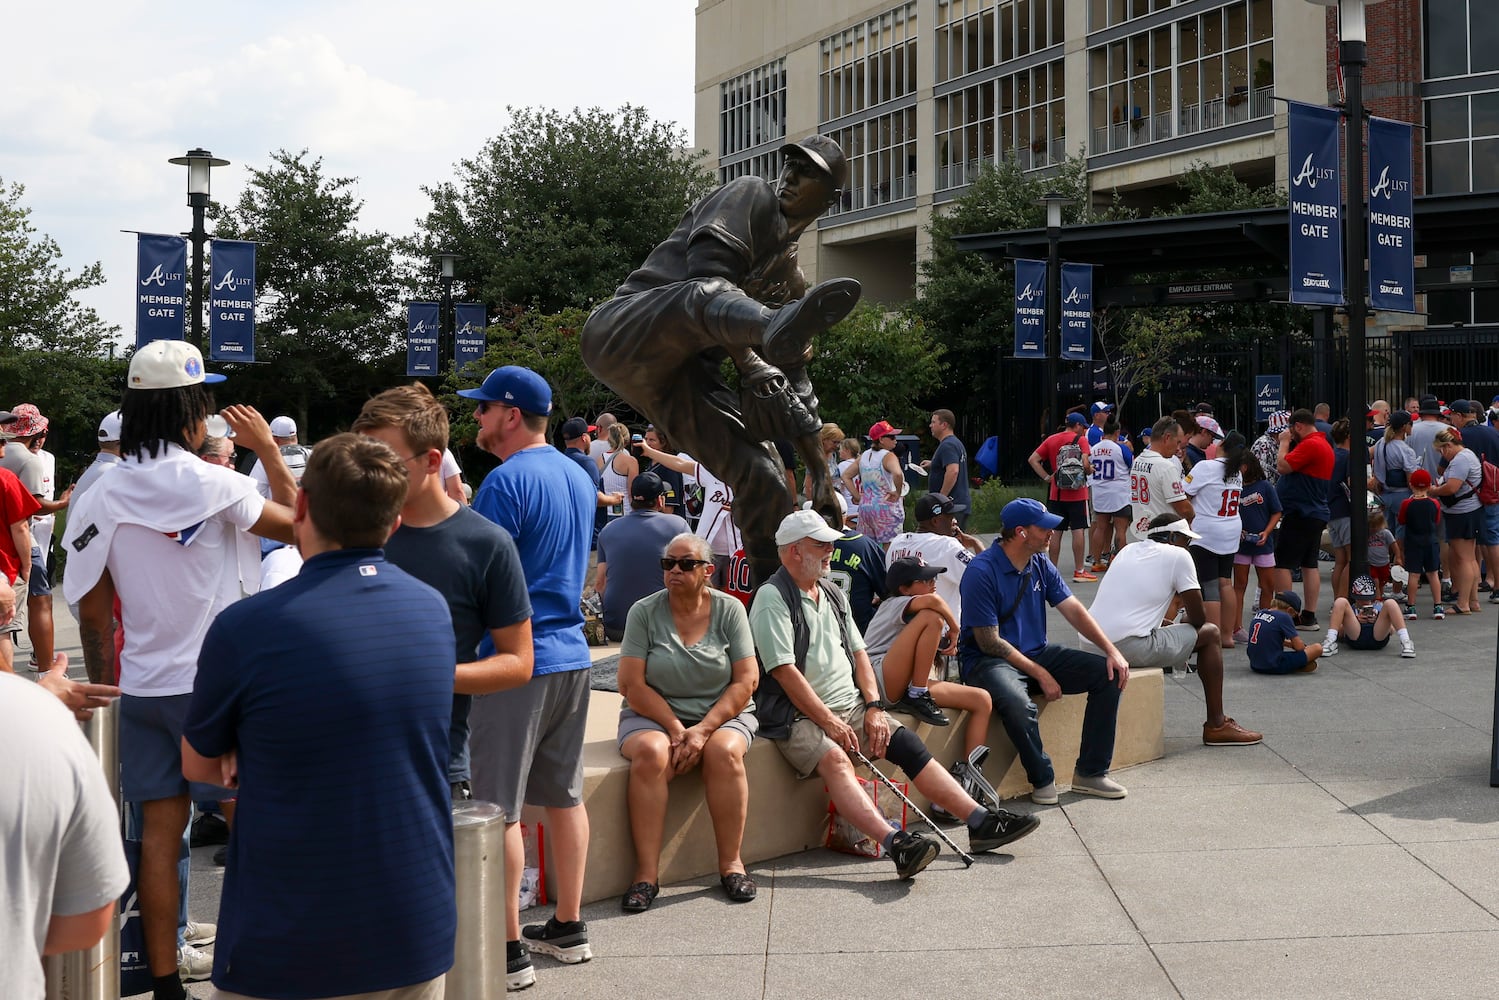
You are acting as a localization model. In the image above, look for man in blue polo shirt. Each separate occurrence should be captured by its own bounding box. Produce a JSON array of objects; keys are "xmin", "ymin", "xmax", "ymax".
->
[
  {"xmin": 464, "ymin": 365, "xmax": 597, "ymax": 989},
  {"xmin": 182, "ymin": 434, "xmax": 456, "ymax": 1000},
  {"xmin": 958, "ymin": 498, "xmax": 1131, "ymax": 805}
]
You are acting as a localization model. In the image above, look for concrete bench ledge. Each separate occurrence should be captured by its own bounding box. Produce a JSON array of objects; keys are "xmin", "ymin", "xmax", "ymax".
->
[{"xmin": 533, "ymin": 666, "xmax": 1164, "ymax": 905}]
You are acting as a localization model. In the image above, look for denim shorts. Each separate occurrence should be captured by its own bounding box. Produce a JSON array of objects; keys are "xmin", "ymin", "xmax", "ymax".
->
[
  {"xmin": 1480, "ymin": 505, "xmax": 1499, "ymax": 546},
  {"xmin": 121, "ymin": 693, "xmax": 233, "ymax": 802}
]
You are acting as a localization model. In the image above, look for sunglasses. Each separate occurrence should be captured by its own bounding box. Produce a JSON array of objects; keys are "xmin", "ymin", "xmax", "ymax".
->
[
  {"xmin": 660, "ymin": 557, "xmax": 712, "ymax": 572},
  {"xmin": 475, "ymin": 400, "xmax": 514, "ymax": 415}
]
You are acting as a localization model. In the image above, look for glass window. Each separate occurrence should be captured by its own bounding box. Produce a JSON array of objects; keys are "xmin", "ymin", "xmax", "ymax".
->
[
  {"xmin": 1427, "ymin": 142, "xmax": 1470, "ymax": 193},
  {"xmin": 1428, "ymin": 96, "xmax": 1468, "ymax": 143},
  {"xmin": 718, "ymin": 59, "xmax": 787, "ymax": 179},
  {"xmin": 1476, "ymin": 14, "xmax": 1499, "ymax": 75},
  {"xmin": 1425, "ymin": 0, "xmax": 1469, "ymax": 79},
  {"xmin": 1474, "ymin": 92, "xmax": 1499, "ymax": 138},
  {"xmin": 1473, "ymin": 138, "xmax": 1499, "ymax": 190}
]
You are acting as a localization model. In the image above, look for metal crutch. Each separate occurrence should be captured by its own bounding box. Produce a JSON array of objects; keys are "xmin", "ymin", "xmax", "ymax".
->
[{"xmin": 850, "ymin": 746, "xmax": 975, "ymax": 867}]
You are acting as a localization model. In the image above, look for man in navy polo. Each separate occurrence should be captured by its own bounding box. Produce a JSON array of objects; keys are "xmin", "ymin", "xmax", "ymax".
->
[
  {"xmin": 958, "ymin": 498, "xmax": 1130, "ymax": 806},
  {"xmin": 182, "ymin": 434, "xmax": 455, "ymax": 1000},
  {"xmin": 463, "ymin": 366, "xmax": 597, "ymax": 989}
]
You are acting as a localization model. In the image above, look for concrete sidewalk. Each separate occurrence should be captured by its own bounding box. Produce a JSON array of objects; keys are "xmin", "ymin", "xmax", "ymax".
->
[{"xmin": 40, "ymin": 568, "xmax": 1499, "ymax": 1000}]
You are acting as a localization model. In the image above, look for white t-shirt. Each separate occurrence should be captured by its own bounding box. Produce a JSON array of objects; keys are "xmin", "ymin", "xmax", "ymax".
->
[
  {"xmin": 31, "ymin": 449, "xmax": 56, "ymax": 556},
  {"xmin": 588, "ymin": 438, "xmax": 611, "ymax": 469},
  {"xmin": 65, "ymin": 446, "xmax": 266, "ymax": 696},
  {"xmin": 1182, "ymin": 458, "xmax": 1244, "ymax": 555},
  {"xmin": 1087, "ymin": 540, "xmax": 1200, "ymax": 646},
  {"xmin": 886, "ymin": 530, "xmax": 975, "ymax": 624},
  {"xmin": 1129, "ymin": 449, "xmax": 1187, "ymax": 542},
  {"xmin": 440, "ymin": 448, "xmax": 461, "ymax": 481},
  {"xmin": 1089, "ymin": 438, "xmax": 1130, "ymax": 514},
  {"xmin": 0, "ymin": 673, "xmax": 130, "ymax": 1000},
  {"xmin": 260, "ymin": 546, "xmax": 304, "ymax": 590},
  {"xmin": 694, "ymin": 463, "xmax": 740, "ymax": 556}
]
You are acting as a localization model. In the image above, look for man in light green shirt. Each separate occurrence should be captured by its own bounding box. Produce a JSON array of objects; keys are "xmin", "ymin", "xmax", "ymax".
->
[{"xmin": 748, "ymin": 510, "xmax": 1040, "ymax": 879}]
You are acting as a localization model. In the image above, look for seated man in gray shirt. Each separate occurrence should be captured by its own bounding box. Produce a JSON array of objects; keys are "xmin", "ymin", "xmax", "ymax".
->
[{"xmin": 596, "ymin": 472, "xmax": 690, "ymax": 641}]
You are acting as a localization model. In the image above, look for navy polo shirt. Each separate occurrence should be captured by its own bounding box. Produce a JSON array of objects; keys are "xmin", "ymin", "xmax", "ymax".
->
[
  {"xmin": 958, "ymin": 546, "xmax": 1072, "ymax": 668},
  {"xmin": 185, "ymin": 549, "xmax": 456, "ymax": 999}
]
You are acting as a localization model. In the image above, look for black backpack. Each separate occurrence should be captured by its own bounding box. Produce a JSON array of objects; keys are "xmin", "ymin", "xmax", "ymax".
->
[{"xmin": 753, "ymin": 566, "xmax": 858, "ymax": 740}]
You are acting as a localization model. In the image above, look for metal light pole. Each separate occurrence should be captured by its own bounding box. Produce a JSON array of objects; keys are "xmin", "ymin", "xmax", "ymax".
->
[
  {"xmin": 435, "ymin": 252, "xmax": 460, "ymax": 369},
  {"xmin": 1307, "ymin": 0, "xmax": 1381, "ymax": 582},
  {"xmin": 167, "ymin": 148, "xmax": 228, "ymax": 351},
  {"xmin": 1038, "ymin": 192, "xmax": 1074, "ymax": 430}
]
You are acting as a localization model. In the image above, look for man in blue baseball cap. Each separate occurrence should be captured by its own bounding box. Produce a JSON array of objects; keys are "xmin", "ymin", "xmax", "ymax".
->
[
  {"xmin": 459, "ymin": 364, "xmax": 598, "ymax": 988},
  {"xmin": 956, "ymin": 497, "xmax": 1130, "ymax": 805}
]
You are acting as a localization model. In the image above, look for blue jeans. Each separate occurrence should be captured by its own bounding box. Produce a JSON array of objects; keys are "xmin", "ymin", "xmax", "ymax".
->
[{"xmin": 964, "ymin": 644, "xmax": 1121, "ymax": 788}]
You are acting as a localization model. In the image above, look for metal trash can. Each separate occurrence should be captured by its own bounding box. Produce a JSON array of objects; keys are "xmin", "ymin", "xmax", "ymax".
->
[
  {"xmin": 445, "ymin": 801, "xmax": 507, "ymax": 1000},
  {"xmin": 44, "ymin": 699, "xmax": 121, "ymax": 1000}
]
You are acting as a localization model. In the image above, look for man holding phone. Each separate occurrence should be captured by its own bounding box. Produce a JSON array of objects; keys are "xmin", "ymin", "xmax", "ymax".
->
[{"xmin": 1273, "ymin": 408, "xmax": 1335, "ymax": 630}]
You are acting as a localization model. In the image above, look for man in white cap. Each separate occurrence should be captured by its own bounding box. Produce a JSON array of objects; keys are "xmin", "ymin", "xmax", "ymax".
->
[
  {"xmin": 73, "ymin": 410, "xmax": 124, "ymax": 499},
  {"xmin": 62, "ymin": 340, "xmax": 296, "ymax": 1000},
  {"xmin": 1088, "ymin": 512, "xmax": 1262, "ymax": 747},
  {"xmin": 749, "ymin": 509, "xmax": 1040, "ymax": 880}
]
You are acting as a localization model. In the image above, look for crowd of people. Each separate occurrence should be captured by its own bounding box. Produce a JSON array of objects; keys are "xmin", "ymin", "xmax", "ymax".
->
[{"xmin": 8, "ymin": 347, "xmax": 1499, "ymax": 1000}]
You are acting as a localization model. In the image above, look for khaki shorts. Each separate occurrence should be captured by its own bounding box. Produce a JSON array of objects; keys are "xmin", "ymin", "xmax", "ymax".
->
[
  {"xmin": 7, "ymin": 574, "xmax": 28, "ymax": 637},
  {"xmin": 1112, "ymin": 623, "xmax": 1198, "ymax": 669},
  {"xmin": 773, "ymin": 703, "xmax": 905, "ymax": 780}
]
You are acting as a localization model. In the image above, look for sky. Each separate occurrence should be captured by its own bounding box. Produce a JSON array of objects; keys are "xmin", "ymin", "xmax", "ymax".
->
[{"xmin": 2, "ymin": 0, "xmax": 700, "ymax": 346}]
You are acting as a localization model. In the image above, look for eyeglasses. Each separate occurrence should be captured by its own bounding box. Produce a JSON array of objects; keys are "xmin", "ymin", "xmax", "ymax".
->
[{"xmin": 660, "ymin": 557, "xmax": 712, "ymax": 572}]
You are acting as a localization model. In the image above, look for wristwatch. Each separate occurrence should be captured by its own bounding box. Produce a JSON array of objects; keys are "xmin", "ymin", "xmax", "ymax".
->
[{"xmin": 864, "ymin": 699, "xmax": 888, "ymax": 711}]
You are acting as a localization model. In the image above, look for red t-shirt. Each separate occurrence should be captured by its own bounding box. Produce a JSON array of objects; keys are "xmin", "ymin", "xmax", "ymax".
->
[
  {"xmin": 1283, "ymin": 431, "xmax": 1335, "ymax": 480},
  {"xmin": 0, "ymin": 467, "xmax": 41, "ymax": 584},
  {"xmin": 1037, "ymin": 430, "xmax": 1093, "ymax": 502}
]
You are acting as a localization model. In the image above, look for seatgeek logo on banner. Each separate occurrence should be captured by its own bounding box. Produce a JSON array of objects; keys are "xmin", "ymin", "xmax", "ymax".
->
[
  {"xmin": 1060, "ymin": 263, "xmax": 1094, "ymax": 361},
  {"xmin": 406, "ymin": 302, "xmax": 440, "ymax": 377},
  {"xmin": 1368, "ymin": 117, "xmax": 1416, "ymax": 313},
  {"xmin": 1287, "ymin": 101, "xmax": 1344, "ymax": 306},
  {"xmin": 453, "ymin": 303, "xmax": 487, "ymax": 372},
  {"xmin": 1013, "ymin": 258, "xmax": 1047, "ymax": 359},
  {"xmin": 209, "ymin": 240, "xmax": 257, "ymax": 362}
]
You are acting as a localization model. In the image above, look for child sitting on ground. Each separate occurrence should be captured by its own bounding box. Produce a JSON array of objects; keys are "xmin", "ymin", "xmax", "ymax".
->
[
  {"xmin": 1323, "ymin": 574, "xmax": 1415, "ymax": 659},
  {"xmin": 1246, "ymin": 590, "xmax": 1324, "ymax": 674},
  {"xmin": 862, "ymin": 556, "xmax": 1000, "ymax": 811},
  {"xmin": 1398, "ymin": 469, "xmax": 1444, "ymax": 620},
  {"xmin": 1366, "ymin": 507, "xmax": 1399, "ymax": 601}
]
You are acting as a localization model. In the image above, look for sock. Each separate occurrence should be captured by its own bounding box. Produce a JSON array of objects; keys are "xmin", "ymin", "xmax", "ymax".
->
[
  {"xmin": 1398, "ymin": 628, "xmax": 1410, "ymax": 642},
  {"xmin": 907, "ymin": 684, "xmax": 927, "ymax": 698},
  {"xmin": 508, "ymin": 940, "xmax": 526, "ymax": 961},
  {"xmin": 1326, "ymin": 629, "xmax": 1339, "ymax": 642},
  {"xmin": 965, "ymin": 805, "xmax": 989, "ymax": 829},
  {"xmin": 881, "ymin": 829, "xmax": 897, "ymax": 851},
  {"xmin": 152, "ymin": 974, "xmax": 186, "ymax": 1000}
]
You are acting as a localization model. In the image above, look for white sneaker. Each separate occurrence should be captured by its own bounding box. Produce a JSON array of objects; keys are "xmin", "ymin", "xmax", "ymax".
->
[
  {"xmin": 1400, "ymin": 639, "xmax": 1416, "ymax": 658},
  {"xmin": 1070, "ymin": 773, "xmax": 1128, "ymax": 799},
  {"xmin": 184, "ymin": 920, "xmax": 216, "ymax": 946},
  {"xmin": 178, "ymin": 943, "xmax": 213, "ymax": 981},
  {"xmin": 1030, "ymin": 781, "xmax": 1059, "ymax": 805},
  {"xmin": 1323, "ymin": 638, "xmax": 1339, "ymax": 657}
]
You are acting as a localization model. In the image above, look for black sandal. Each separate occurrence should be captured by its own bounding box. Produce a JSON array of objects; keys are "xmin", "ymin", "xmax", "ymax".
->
[
  {"xmin": 621, "ymin": 881, "xmax": 659, "ymax": 912},
  {"xmin": 719, "ymin": 872, "xmax": 757, "ymax": 903}
]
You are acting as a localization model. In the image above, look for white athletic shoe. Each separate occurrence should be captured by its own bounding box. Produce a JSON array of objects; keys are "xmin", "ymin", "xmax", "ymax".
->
[
  {"xmin": 178, "ymin": 943, "xmax": 213, "ymax": 982},
  {"xmin": 1400, "ymin": 639, "xmax": 1416, "ymax": 658}
]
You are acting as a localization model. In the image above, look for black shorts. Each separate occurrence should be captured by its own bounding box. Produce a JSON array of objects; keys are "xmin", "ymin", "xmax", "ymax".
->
[
  {"xmin": 1189, "ymin": 546, "xmax": 1233, "ymax": 601},
  {"xmin": 1046, "ymin": 498, "xmax": 1089, "ymax": 532},
  {"xmin": 1405, "ymin": 537, "xmax": 1440, "ymax": 575},
  {"xmin": 1347, "ymin": 622, "xmax": 1389, "ymax": 650},
  {"xmin": 1444, "ymin": 508, "xmax": 1481, "ymax": 540},
  {"xmin": 1275, "ymin": 513, "xmax": 1328, "ymax": 570}
]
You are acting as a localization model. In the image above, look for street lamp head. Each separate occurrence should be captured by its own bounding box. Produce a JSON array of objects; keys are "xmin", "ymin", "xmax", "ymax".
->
[
  {"xmin": 1036, "ymin": 191, "xmax": 1075, "ymax": 230},
  {"xmin": 434, "ymin": 252, "xmax": 461, "ymax": 280},
  {"xmin": 167, "ymin": 148, "xmax": 229, "ymax": 201},
  {"xmin": 1302, "ymin": 0, "xmax": 1385, "ymax": 45}
]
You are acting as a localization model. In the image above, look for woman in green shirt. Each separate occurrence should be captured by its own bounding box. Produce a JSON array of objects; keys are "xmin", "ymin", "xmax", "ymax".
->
[{"xmin": 616, "ymin": 532, "xmax": 759, "ymax": 912}]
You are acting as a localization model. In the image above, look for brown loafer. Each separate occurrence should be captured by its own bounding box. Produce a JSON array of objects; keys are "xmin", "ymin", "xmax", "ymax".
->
[{"xmin": 720, "ymin": 872, "xmax": 757, "ymax": 903}]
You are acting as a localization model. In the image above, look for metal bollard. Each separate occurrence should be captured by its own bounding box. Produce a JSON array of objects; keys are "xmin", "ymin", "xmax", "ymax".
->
[
  {"xmin": 445, "ymin": 801, "xmax": 507, "ymax": 1000},
  {"xmin": 44, "ymin": 699, "xmax": 121, "ymax": 1000}
]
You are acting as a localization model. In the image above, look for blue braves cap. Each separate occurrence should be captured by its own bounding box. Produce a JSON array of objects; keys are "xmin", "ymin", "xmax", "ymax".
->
[
  {"xmin": 1002, "ymin": 497, "xmax": 1063, "ymax": 531},
  {"xmin": 458, "ymin": 365, "xmax": 553, "ymax": 415}
]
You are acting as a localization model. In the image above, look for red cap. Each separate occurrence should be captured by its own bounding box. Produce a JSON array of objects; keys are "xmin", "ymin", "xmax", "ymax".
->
[{"xmin": 868, "ymin": 420, "xmax": 902, "ymax": 441}]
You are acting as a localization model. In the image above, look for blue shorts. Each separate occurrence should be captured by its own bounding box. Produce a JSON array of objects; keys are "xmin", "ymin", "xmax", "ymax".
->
[
  {"xmin": 27, "ymin": 546, "xmax": 50, "ymax": 597},
  {"xmin": 120, "ymin": 693, "xmax": 231, "ymax": 802},
  {"xmin": 1250, "ymin": 649, "xmax": 1309, "ymax": 675},
  {"xmin": 1480, "ymin": 505, "xmax": 1499, "ymax": 547},
  {"xmin": 1405, "ymin": 537, "xmax": 1440, "ymax": 576},
  {"xmin": 1347, "ymin": 622, "xmax": 1389, "ymax": 650}
]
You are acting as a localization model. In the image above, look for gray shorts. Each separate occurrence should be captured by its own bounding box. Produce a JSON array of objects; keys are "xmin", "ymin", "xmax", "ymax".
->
[
  {"xmin": 616, "ymin": 705, "xmax": 757, "ymax": 753},
  {"xmin": 1111, "ymin": 623, "xmax": 1198, "ymax": 670},
  {"xmin": 470, "ymin": 669, "xmax": 590, "ymax": 821},
  {"xmin": 1328, "ymin": 516, "xmax": 1352, "ymax": 548},
  {"xmin": 122, "ymin": 693, "xmax": 233, "ymax": 802},
  {"xmin": 773, "ymin": 703, "xmax": 904, "ymax": 780}
]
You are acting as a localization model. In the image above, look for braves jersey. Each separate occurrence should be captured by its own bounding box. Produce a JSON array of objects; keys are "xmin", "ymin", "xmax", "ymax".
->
[
  {"xmin": 1089, "ymin": 438, "xmax": 1131, "ymax": 513},
  {"xmin": 1129, "ymin": 449, "xmax": 1186, "ymax": 542}
]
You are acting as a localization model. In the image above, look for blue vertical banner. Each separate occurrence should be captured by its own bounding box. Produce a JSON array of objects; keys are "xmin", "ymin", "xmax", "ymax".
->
[
  {"xmin": 208, "ymin": 240, "xmax": 256, "ymax": 362},
  {"xmin": 406, "ymin": 302, "xmax": 440, "ymax": 377},
  {"xmin": 135, "ymin": 234, "xmax": 188, "ymax": 347},
  {"xmin": 1254, "ymin": 375, "xmax": 1285, "ymax": 422},
  {"xmin": 1013, "ymin": 258, "xmax": 1047, "ymax": 359},
  {"xmin": 1287, "ymin": 101, "xmax": 1344, "ymax": 305},
  {"xmin": 1060, "ymin": 263, "xmax": 1094, "ymax": 361},
  {"xmin": 453, "ymin": 303, "xmax": 487, "ymax": 371},
  {"xmin": 1368, "ymin": 118, "xmax": 1416, "ymax": 313}
]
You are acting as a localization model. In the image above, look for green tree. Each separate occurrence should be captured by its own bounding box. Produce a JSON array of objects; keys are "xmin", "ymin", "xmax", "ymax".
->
[
  {"xmin": 209, "ymin": 150, "xmax": 407, "ymax": 434},
  {"xmin": 807, "ymin": 302, "xmax": 944, "ymax": 435},
  {"xmin": 412, "ymin": 106, "xmax": 715, "ymax": 314}
]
